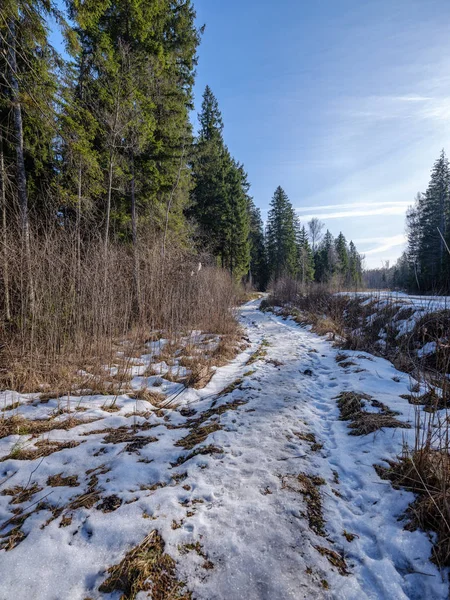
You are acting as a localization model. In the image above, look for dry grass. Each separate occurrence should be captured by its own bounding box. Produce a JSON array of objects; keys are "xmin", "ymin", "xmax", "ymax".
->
[
  {"xmin": 0, "ymin": 414, "xmax": 94, "ymax": 439},
  {"xmin": 46, "ymin": 473, "xmax": 79, "ymax": 487},
  {"xmin": 401, "ymin": 389, "xmax": 448, "ymax": 412},
  {"xmin": 314, "ymin": 545, "xmax": 349, "ymax": 576},
  {"xmin": 1, "ymin": 483, "xmax": 42, "ymax": 504},
  {"xmin": 99, "ymin": 530, "xmax": 192, "ymax": 600},
  {"xmin": 175, "ymin": 422, "xmax": 222, "ymax": 450},
  {"xmin": 127, "ymin": 389, "xmax": 167, "ymax": 406},
  {"xmin": 1, "ymin": 439, "xmax": 81, "ymax": 462},
  {"xmin": 282, "ymin": 473, "xmax": 326, "ymax": 536},
  {"xmin": 171, "ymin": 445, "xmax": 223, "ymax": 467},
  {"xmin": 1, "ymin": 228, "xmax": 239, "ymax": 396},
  {"xmin": 336, "ymin": 392, "xmax": 410, "ymax": 436},
  {"xmin": 375, "ymin": 448, "xmax": 450, "ymax": 566}
]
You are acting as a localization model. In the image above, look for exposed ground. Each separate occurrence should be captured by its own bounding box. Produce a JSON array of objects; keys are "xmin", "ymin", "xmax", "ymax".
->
[{"xmin": 0, "ymin": 299, "xmax": 448, "ymax": 599}]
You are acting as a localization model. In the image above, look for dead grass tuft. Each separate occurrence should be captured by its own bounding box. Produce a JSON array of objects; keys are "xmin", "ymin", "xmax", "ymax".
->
[
  {"xmin": 1, "ymin": 483, "xmax": 43, "ymax": 504},
  {"xmin": 128, "ymin": 389, "xmax": 167, "ymax": 406},
  {"xmin": 99, "ymin": 530, "xmax": 192, "ymax": 600},
  {"xmin": 336, "ymin": 392, "xmax": 410, "ymax": 436},
  {"xmin": 47, "ymin": 473, "xmax": 79, "ymax": 487},
  {"xmin": 171, "ymin": 445, "xmax": 223, "ymax": 467},
  {"xmin": 0, "ymin": 414, "xmax": 93, "ymax": 440},
  {"xmin": 401, "ymin": 389, "xmax": 448, "ymax": 412},
  {"xmin": 375, "ymin": 449, "xmax": 450, "ymax": 566},
  {"xmin": 314, "ymin": 545, "xmax": 349, "ymax": 576},
  {"xmin": 282, "ymin": 473, "xmax": 326, "ymax": 536},
  {"xmin": 175, "ymin": 422, "xmax": 222, "ymax": 450},
  {"xmin": 1, "ymin": 439, "xmax": 81, "ymax": 462}
]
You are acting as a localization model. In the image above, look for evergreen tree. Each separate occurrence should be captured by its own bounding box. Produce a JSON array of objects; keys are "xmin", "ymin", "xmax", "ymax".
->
[
  {"xmin": 190, "ymin": 86, "xmax": 251, "ymax": 280},
  {"xmin": 222, "ymin": 156, "xmax": 250, "ymax": 280},
  {"xmin": 335, "ymin": 232, "xmax": 349, "ymax": 285},
  {"xmin": 67, "ymin": 0, "xmax": 200, "ymax": 243},
  {"xmin": 190, "ymin": 86, "xmax": 228, "ymax": 259},
  {"xmin": 348, "ymin": 241, "xmax": 362, "ymax": 287},
  {"xmin": 417, "ymin": 150, "xmax": 450, "ymax": 291},
  {"xmin": 315, "ymin": 230, "xmax": 336, "ymax": 283},
  {"xmin": 248, "ymin": 199, "xmax": 268, "ymax": 290},
  {"xmin": 266, "ymin": 186, "xmax": 297, "ymax": 280}
]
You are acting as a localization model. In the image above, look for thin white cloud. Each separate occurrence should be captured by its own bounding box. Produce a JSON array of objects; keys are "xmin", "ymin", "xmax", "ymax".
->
[
  {"xmin": 296, "ymin": 205, "xmax": 409, "ymax": 221},
  {"xmin": 294, "ymin": 200, "xmax": 410, "ymax": 214},
  {"xmin": 363, "ymin": 234, "xmax": 407, "ymax": 256}
]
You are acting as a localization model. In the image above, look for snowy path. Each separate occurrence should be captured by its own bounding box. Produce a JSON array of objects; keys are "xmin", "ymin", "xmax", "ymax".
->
[{"xmin": 0, "ymin": 299, "xmax": 448, "ymax": 599}]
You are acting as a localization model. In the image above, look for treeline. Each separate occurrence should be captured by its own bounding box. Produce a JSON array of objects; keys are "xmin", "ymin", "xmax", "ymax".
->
[
  {"xmin": 1, "ymin": 0, "xmax": 263, "ymax": 390},
  {"xmin": 388, "ymin": 150, "xmax": 450, "ymax": 293},
  {"xmin": 0, "ymin": 1, "xmax": 268, "ymax": 324},
  {"xmin": 265, "ymin": 186, "xmax": 363, "ymax": 289}
]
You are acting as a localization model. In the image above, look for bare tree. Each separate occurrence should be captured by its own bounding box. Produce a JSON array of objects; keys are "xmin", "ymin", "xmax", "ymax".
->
[
  {"xmin": 308, "ymin": 217, "xmax": 324, "ymax": 253},
  {"xmin": 0, "ymin": 131, "xmax": 11, "ymax": 321}
]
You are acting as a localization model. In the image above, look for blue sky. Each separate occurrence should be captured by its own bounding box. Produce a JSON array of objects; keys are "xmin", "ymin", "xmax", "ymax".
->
[
  {"xmin": 49, "ymin": 1, "xmax": 450, "ymax": 268},
  {"xmin": 191, "ymin": 0, "xmax": 450, "ymax": 268}
]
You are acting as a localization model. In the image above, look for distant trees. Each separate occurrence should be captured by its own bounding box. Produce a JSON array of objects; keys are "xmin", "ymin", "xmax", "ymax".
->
[
  {"xmin": 392, "ymin": 149, "xmax": 450, "ymax": 293},
  {"xmin": 265, "ymin": 187, "xmax": 362, "ymax": 288}
]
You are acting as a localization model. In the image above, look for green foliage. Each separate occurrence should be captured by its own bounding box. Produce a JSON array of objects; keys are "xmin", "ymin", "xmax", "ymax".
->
[
  {"xmin": 266, "ymin": 186, "xmax": 298, "ymax": 280},
  {"xmin": 190, "ymin": 86, "xmax": 250, "ymax": 280},
  {"xmin": 396, "ymin": 149, "xmax": 450, "ymax": 292},
  {"xmin": 248, "ymin": 200, "xmax": 268, "ymax": 290}
]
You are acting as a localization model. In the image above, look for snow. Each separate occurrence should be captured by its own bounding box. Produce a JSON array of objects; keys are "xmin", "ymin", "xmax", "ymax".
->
[
  {"xmin": 0, "ymin": 299, "xmax": 448, "ymax": 599},
  {"xmin": 339, "ymin": 290, "xmax": 450, "ymax": 311}
]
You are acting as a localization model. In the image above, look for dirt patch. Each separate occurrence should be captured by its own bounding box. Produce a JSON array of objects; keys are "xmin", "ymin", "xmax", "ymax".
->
[
  {"xmin": 97, "ymin": 494, "xmax": 122, "ymax": 513},
  {"xmin": 99, "ymin": 530, "xmax": 192, "ymax": 600},
  {"xmin": 336, "ymin": 392, "xmax": 410, "ymax": 436}
]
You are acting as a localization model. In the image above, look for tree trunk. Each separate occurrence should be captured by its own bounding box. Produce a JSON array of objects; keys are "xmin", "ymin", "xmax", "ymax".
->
[
  {"xmin": 8, "ymin": 17, "xmax": 34, "ymax": 315},
  {"xmin": 105, "ymin": 152, "xmax": 113, "ymax": 253},
  {"xmin": 76, "ymin": 164, "xmax": 82, "ymax": 293},
  {"xmin": 130, "ymin": 151, "xmax": 141, "ymax": 319},
  {"xmin": 0, "ymin": 133, "xmax": 11, "ymax": 321}
]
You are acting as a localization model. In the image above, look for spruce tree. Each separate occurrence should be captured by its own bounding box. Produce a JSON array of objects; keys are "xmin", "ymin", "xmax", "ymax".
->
[
  {"xmin": 248, "ymin": 199, "xmax": 268, "ymax": 290},
  {"xmin": 335, "ymin": 232, "xmax": 349, "ymax": 285},
  {"xmin": 190, "ymin": 86, "xmax": 228, "ymax": 260},
  {"xmin": 266, "ymin": 186, "xmax": 297, "ymax": 280},
  {"xmin": 315, "ymin": 230, "xmax": 336, "ymax": 283},
  {"xmin": 348, "ymin": 241, "xmax": 362, "ymax": 287},
  {"xmin": 417, "ymin": 150, "xmax": 450, "ymax": 290}
]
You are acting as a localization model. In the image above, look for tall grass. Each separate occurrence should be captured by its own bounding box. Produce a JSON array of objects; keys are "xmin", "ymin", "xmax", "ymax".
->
[{"xmin": 1, "ymin": 225, "xmax": 238, "ymax": 392}]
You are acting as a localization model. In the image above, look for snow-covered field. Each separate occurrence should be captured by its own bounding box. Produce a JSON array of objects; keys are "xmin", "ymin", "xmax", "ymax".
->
[
  {"xmin": 0, "ymin": 299, "xmax": 448, "ymax": 599},
  {"xmin": 339, "ymin": 290, "xmax": 450, "ymax": 311}
]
